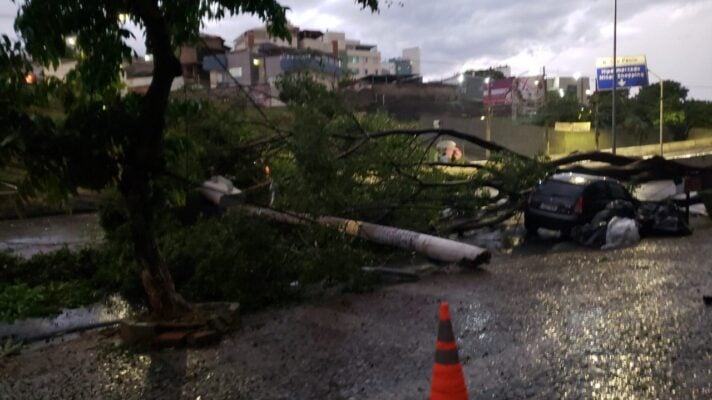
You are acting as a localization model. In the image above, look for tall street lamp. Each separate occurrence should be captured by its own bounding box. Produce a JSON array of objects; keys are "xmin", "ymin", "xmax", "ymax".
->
[
  {"xmin": 612, "ymin": 0, "xmax": 618, "ymax": 154},
  {"xmin": 648, "ymin": 69, "xmax": 665, "ymax": 156},
  {"xmin": 484, "ymin": 77, "xmax": 492, "ymax": 159}
]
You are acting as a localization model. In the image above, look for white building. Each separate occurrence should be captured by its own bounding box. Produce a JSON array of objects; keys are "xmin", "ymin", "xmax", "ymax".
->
[
  {"xmin": 547, "ymin": 76, "xmax": 591, "ymax": 104},
  {"xmin": 344, "ymin": 40, "xmax": 380, "ymax": 78},
  {"xmin": 402, "ymin": 47, "xmax": 420, "ymax": 75}
]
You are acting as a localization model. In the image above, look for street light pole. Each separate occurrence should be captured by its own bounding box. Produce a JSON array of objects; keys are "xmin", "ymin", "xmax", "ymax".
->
[
  {"xmin": 485, "ymin": 77, "xmax": 492, "ymax": 159},
  {"xmin": 612, "ymin": 0, "xmax": 618, "ymax": 154},
  {"xmin": 660, "ymin": 79, "xmax": 664, "ymax": 156},
  {"xmin": 648, "ymin": 69, "xmax": 664, "ymax": 156}
]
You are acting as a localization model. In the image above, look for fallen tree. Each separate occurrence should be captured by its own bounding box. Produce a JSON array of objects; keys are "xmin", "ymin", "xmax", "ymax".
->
[
  {"xmin": 198, "ymin": 188, "xmax": 492, "ymax": 267},
  {"xmin": 554, "ymin": 154, "xmax": 712, "ymax": 183}
]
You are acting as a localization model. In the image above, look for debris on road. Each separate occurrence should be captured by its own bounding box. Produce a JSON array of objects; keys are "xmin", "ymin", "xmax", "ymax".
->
[
  {"xmin": 601, "ymin": 217, "xmax": 640, "ymax": 250},
  {"xmin": 636, "ymin": 201, "xmax": 692, "ymax": 236},
  {"xmin": 119, "ymin": 302, "xmax": 239, "ymax": 348}
]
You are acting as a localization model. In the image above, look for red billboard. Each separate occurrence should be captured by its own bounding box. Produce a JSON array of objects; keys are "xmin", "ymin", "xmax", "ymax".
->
[{"xmin": 483, "ymin": 77, "xmax": 514, "ymax": 107}]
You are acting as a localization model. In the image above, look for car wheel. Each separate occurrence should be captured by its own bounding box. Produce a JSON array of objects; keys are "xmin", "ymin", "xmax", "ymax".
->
[
  {"xmin": 524, "ymin": 217, "xmax": 538, "ymax": 236},
  {"xmin": 559, "ymin": 228, "xmax": 571, "ymax": 239}
]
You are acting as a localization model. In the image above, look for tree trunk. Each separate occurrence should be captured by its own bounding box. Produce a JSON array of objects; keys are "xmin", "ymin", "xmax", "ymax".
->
[{"xmin": 120, "ymin": 0, "xmax": 189, "ymax": 318}]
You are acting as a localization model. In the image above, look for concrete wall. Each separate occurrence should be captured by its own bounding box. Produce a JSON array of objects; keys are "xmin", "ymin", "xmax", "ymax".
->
[
  {"xmin": 419, "ymin": 115, "xmax": 548, "ymax": 159},
  {"xmin": 124, "ymin": 76, "xmax": 185, "ymax": 94},
  {"xmin": 418, "ymin": 115, "xmax": 712, "ymax": 160},
  {"xmin": 690, "ymin": 128, "xmax": 712, "ymax": 140}
]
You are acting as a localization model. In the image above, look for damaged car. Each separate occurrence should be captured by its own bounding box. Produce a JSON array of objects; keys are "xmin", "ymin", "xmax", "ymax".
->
[{"xmin": 524, "ymin": 172, "xmax": 635, "ymax": 237}]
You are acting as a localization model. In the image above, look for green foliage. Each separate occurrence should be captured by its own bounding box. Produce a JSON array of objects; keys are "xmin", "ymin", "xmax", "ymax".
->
[
  {"xmin": 587, "ymin": 80, "xmax": 712, "ymax": 141},
  {"xmin": 685, "ymin": 100, "xmax": 712, "ymax": 138},
  {"xmin": 635, "ymin": 81, "xmax": 689, "ymax": 140},
  {"xmin": 163, "ymin": 99, "xmax": 283, "ymax": 190},
  {"xmin": 0, "ymin": 245, "xmax": 137, "ymax": 322},
  {"xmin": 0, "ymin": 280, "xmax": 100, "ymax": 322},
  {"xmin": 535, "ymin": 92, "xmax": 592, "ymax": 125},
  {"xmin": 485, "ymin": 152, "xmax": 552, "ymax": 196},
  {"xmin": 273, "ymin": 76, "xmax": 447, "ymax": 230},
  {"xmin": 160, "ymin": 212, "xmax": 377, "ymax": 311}
]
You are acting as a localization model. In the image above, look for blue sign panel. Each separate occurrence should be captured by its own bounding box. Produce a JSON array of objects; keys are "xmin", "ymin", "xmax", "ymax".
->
[{"xmin": 596, "ymin": 64, "xmax": 649, "ymax": 91}]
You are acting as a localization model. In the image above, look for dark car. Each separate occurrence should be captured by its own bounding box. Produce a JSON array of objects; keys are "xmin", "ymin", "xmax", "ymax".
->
[{"xmin": 524, "ymin": 173, "xmax": 634, "ymax": 236}]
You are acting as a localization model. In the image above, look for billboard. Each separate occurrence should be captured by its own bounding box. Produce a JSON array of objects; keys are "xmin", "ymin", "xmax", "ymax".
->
[{"xmin": 483, "ymin": 77, "xmax": 514, "ymax": 107}]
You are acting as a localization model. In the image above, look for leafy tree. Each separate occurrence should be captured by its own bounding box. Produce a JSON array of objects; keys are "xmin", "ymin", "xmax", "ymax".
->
[
  {"xmin": 635, "ymin": 80, "xmax": 689, "ymax": 140},
  {"xmin": 535, "ymin": 91, "xmax": 592, "ymax": 126},
  {"xmin": 589, "ymin": 88, "xmax": 630, "ymax": 129},
  {"xmin": 684, "ymin": 99, "xmax": 712, "ymax": 130},
  {"xmin": 9, "ymin": 0, "xmax": 380, "ymax": 318}
]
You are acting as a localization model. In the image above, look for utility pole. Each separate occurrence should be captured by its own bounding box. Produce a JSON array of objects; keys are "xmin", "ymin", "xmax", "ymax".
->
[
  {"xmin": 660, "ymin": 80, "xmax": 664, "ymax": 156},
  {"xmin": 648, "ymin": 69, "xmax": 665, "ymax": 156},
  {"xmin": 485, "ymin": 77, "xmax": 493, "ymax": 159},
  {"xmin": 595, "ymin": 97, "xmax": 600, "ymax": 150},
  {"xmin": 543, "ymin": 66, "xmax": 550, "ymax": 155},
  {"xmin": 612, "ymin": 0, "xmax": 618, "ymax": 154}
]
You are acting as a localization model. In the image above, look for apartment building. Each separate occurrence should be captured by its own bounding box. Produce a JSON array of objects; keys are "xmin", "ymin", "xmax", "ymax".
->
[
  {"xmin": 401, "ymin": 47, "xmax": 421, "ymax": 75},
  {"xmin": 233, "ymin": 25, "xmax": 382, "ymax": 80},
  {"xmin": 233, "ymin": 25, "xmax": 300, "ymax": 51},
  {"xmin": 343, "ymin": 40, "xmax": 381, "ymax": 78}
]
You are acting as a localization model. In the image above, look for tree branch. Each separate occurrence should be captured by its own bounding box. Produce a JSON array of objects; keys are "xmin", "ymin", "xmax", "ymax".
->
[{"xmin": 337, "ymin": 128, "xmax": 530, "ymax": 160}]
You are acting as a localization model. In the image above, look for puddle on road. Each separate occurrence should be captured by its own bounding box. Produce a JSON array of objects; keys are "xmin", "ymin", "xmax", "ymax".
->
[{"xmin": 0, "ymin": 213, "xmax": 102, "ymax": 258}]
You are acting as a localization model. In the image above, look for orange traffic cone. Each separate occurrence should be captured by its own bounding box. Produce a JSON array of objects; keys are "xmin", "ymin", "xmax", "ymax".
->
[{"xmin": 430, "ymin": 302, "xmax": 468, "ymax": 400}]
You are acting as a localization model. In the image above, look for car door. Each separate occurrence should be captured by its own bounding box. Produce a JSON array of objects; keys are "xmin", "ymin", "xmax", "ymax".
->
[{"xmin": 584, "ymin": 181, "xmax": 611, "ymax": 218}]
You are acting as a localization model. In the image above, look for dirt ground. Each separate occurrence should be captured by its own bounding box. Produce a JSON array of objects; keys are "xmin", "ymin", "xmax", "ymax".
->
[{"xmin": 1, "ymin": 219, "xmax": 711, "ymax": 399}]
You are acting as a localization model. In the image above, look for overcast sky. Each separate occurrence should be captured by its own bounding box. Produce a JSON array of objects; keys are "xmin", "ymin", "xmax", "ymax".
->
[{"xmin": 3, "ymin": 0, "xmax": 712, "ymax": 99}]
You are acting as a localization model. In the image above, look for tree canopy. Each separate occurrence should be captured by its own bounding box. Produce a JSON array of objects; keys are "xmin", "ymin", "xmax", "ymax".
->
[{"xmin": 7, "ymin": 0, "xmax": 381, "ymax": 318}]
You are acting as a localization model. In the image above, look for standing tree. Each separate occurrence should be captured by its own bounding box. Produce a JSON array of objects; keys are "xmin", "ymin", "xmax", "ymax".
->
[
  {"xmin": 11, "ymin": 0, "xmax": 379, "ymax": 318},
  {"xmin": 635, "ymin": 80, "xmax": 689, "ymax": 140}
]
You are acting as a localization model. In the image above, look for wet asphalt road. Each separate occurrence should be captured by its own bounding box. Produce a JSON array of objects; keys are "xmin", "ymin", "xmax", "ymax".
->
[
  {"xmin": 1, "ymin": 221, "xmax": 711, "ymax": 399},
  {"xmin": 0, "ymin": 213, "xmax": 101, "ymax": 258}
]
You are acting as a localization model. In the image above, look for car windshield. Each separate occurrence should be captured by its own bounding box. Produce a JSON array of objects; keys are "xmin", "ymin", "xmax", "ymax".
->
[{"xmin": 537, "ymin": 180, "xmax": 584, "ymax": 199}]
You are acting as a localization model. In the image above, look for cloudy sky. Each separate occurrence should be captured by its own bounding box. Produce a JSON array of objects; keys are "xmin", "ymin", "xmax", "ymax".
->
[{"xmin": 2, "ymin": 0, "xmax": 712, "ymax": 99}]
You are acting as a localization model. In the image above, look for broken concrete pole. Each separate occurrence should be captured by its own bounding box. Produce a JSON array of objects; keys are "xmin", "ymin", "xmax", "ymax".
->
[
  {"xmin": 199, "ymin": 176, "xmax": 244, "ymax": 208},
  {"xmin": 155, "ymin": 331, "xmax": 189, "ymax": 348},
  {"xmin": 187, "ymin": 330, "xmax": 220, "ymax": 347},
  {"xmin": 199, "ymin": 177, "xmax": 491, "ymax": 267},
  {"xmin": 119, "ymin": 321, "xmax": 157, "ymax": 345},
  {"xmin": 235, "ymin": 205, "xmax": 490, "ymax": 268},
  {"xmin": 319, "ymin": 216, "xmax": 490, "ymax": 267}
]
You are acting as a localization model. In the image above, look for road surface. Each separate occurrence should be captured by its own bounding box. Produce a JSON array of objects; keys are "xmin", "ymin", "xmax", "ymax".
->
[{"xmin": 1, "ymin": 219, "xmax": 711, "ymax": 399}]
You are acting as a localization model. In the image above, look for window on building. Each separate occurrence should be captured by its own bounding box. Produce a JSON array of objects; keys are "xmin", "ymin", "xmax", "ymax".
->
[
  {"xmin": 351, "ymin": 68, "xmax": 359, "ymax": 75},
  {"xmin": 229, "ymin": 67, "xmax": 242, "ymax": 78}
]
